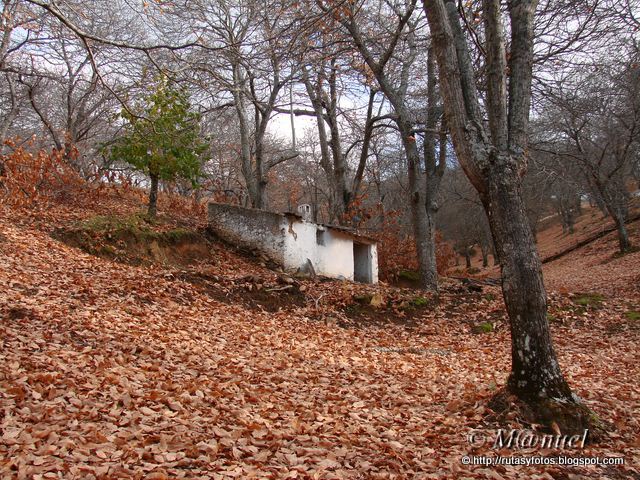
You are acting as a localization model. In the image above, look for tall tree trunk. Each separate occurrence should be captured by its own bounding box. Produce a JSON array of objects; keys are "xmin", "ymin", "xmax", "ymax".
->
[
  {"xmin": 422, "ymin": 0, "xmax": 592, "ymax": 433},
  {"xmin": 593, "ymin": 177, "xmax": 631, "ymax": 253},
  {"xmin": 148, "ymin": 173, "xmax": 159, "ymax": 218},
  {"xmin": 481, "ymin": 172, "xmax": 572, "ymax": 400},
  {"xmin": 420, "ymin": 48, "xmax": 446, "ymax": 290},
  {"xmin": 0, "ymin": 75, "xmax": 19, "ymax": 148},
  {"xmin": 340, "ymin": 2, "xmax": 441, "ymax": 289},
  {"xmin": 303, "ymin": 64, "xmax": 353, "ymax": 224},
  {"xmin": 327, "ymin": 60, "xmax": 350, "ymax": 222},
  {"xmin": 400, "ymin": 121, "xmax": 438, "ymax": 290},
  {"xmin": 303, "ymin": 69, "xmax": 339, "ymax": 221},
  {"xmin": 231, "ymin": 62, "xmax": 259, "ymax": 208},
  {"xmin": 254, "ymin": 181, "xmax": 267, "ymax": 210}
]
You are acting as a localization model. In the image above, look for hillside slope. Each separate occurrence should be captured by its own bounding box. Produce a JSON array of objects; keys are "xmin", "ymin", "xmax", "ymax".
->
[
  {"xmin": 1, "ymin": 198, "xmax": 639, "ymax": 479},
  {"xmin": 543, "ymin": 219, "xmax": 640, "ymax": 298},
  {"xmin": 459, "ymin": 202, "xmax": 640, "ymax": 299}
]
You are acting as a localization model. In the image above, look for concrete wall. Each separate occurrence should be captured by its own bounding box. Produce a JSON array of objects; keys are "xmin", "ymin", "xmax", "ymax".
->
[
  {"xmin": 316, "ymin": 229, "xmax": 356, "ymax": 281},
  {"xmin": 283, "ymin": 223, "xmax": 355, "ymax": 280},
  {"xmin": 370, "ymin": 243, "xmax": 379, "ymax": 284},
  {"xmin": 208, "ymin": 202, "xmax": 378, "ymax": 284},
  {"xmin": 208, "ymin": 203, "xmax": 287, "ymax": 265},
  {"xmin": 281, "ymin": 220, "xmax": 318, "ymax": 273}
]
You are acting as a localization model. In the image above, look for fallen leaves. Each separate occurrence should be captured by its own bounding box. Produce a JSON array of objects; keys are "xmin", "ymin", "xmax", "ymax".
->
[{"xmin": 0, "ymin": 200, "xmax": 639, "ymax": 479}]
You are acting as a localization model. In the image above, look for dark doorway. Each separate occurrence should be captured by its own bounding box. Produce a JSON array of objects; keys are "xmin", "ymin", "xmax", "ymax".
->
[{"xmin": 353, "ymin": 243, "xmax": 372, "ymax": 283}]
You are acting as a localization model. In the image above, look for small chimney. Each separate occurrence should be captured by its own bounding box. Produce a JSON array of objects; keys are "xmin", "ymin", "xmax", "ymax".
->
[{"xmin": 297, "ymin": 204, "xmax": 313, "ymax": 221}]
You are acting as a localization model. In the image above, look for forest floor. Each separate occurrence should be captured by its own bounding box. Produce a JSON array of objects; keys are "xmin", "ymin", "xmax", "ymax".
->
[{"xmin": 1, "ymin": 187, "xmax": 639, "ymax": 479}]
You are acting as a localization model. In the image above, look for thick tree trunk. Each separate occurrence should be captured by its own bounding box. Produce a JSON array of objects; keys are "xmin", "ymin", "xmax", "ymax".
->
[
  {"xmin": 408, "ymin": 188, "xmax": 436, "ymax": 289},
  {"xmin": 327, "ymin": 62, "xmax": 350, "ymax": 223},
  {"xmin": 148, "ymin": 173, "xmax": 159, "ymax": 218},
  {"xmin": 254, "ymin": 181, "xmax": 267, "ymax": 210},
  {"xmin": 422, "ymin": 0, "xmax": 593, "ymax": 432},
  {"xmin": 481, "ymin": 172, "xmax": 573, "ymax": 401},
  {"xmin": 231, "ymin": 62, "xmax": 260, "ymax": 208},
  {"xmin": 303, "ymin": 69, "xmax": 341, "ymax": 222},
  {"xmin": 425, "ymin": 205, "xmax": 438, "ymax": 281}
]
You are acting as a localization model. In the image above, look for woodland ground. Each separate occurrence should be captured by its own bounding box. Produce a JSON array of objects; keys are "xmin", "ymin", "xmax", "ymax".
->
[{"xmin": 1, "ymin": 187, "xmax": 639, "ymax": 479}]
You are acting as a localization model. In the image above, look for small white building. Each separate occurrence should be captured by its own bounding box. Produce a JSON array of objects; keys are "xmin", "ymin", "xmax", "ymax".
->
[{"xmin": 208, "ymin": 203, "xmax": 378, "ymax": 284}]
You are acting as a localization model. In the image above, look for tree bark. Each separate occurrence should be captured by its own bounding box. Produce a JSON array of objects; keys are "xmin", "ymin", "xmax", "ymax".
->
[
  {"xmin": 148, "ymin": 172, "xmax": 159, "ymax": 218},
  {"xmin": 231, "ymin": 62, "xmax": 259, "ymax": 208},
  {"xmin": 340, "ymin": 1, "xmax": 441, "ymax": 290},
  {"xmin": 481, "ymin": 170, "xmax": 572, "ymax": 400},
  {"xmin": 0, "ymin": 75, "xmax": 19, "ymax": 147},
  {"xmin": 423, "ymin": 0, "xmax": 583, "ymax": 419},
  {"xmin": 399, "ymin": 120, "xmax": 438, "ymax": 290},
  {"xmin": 302, "ymin": 63, "xmax": 354, "ymax": 224},
  {"xmin": 421, "ymin": 47, "xmax": 446, "ymax": 290},
  {"xmin": 591, "ymin": 176, "xmax": 632, "ymax": 253},
  {"xmin": 481, "ymin": 245, "xmax": 489, "ymax": 268},
  {"xmin": 612, "ymin": 209, "xmax": 631, "ymax": 252}
]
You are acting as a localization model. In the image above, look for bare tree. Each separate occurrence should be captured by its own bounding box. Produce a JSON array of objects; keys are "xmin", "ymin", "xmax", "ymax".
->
[
  {"xmin": 329, "ymin": 0, "xmax": 447, "ymax": 290},
  {"xmin": 174, "ymin": 0, "xmax": 301, "ymax": 209},
  {"xmin": 299, "ymin": 53, "xmax": 382, "ymax": 224},
  {"xmin": 0, "ymin": 0, "xmax": 39, "ymax": 151},
  {"xmin": 19, "ymin": 31, "xmax": 117, "ymax": 176},
  {"xmin": 535, "ymin": 51, "xmax": 639, "ymax": 252},
  {"xmin": 422, "ymin": 0, "xmax": 592, "ymax": 430}
]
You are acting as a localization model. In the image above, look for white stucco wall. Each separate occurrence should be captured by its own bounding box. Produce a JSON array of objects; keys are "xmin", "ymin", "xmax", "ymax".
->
[
  {"xmin": 282, "ymin": 221, "xmax": 354, "ymax": 280},
  {"xmin": 209, "ymin": 203, "xmax": 378, "ymax": 284},
  {"xmin": 312, "ymin": 228, "xmax": 355, "ymax": 280},
  {"xmin": 281, "ymin": 219, "xmax": 318, "ymax": 272},
  {"xmin": 283, "ymin": 220, "xmax": 378, "ymax": 283},
  {"xmin": 370, "ymin": 243, "xmax": 379, "ymax": 284}
]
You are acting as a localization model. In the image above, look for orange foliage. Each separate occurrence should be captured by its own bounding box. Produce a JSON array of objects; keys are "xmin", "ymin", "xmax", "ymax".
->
[
  {"xmin": 158, "ymin": 190, "xmax": 206, "ymax": 223},
  {"xmin": 1, "ymin": 141, "xmax": 207, "ymax": 225},
  {"xmin": 375, "ymin": 210, "xmax": 455, "ymax": 282},
  {"xmin": 343, "ymin": 197, "xmax": 455, "ymax": 282},
  {"xmin": 0, "ymin": 143, "xmax": 84, "ymax": 206}
]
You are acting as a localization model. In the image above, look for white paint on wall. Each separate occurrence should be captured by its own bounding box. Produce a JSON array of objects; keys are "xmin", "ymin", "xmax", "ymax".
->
[
  {"xmin": 208, "ymin": 203, "xmax": 378, "ymax": 284},
  {"xmin": 317, "ymin": 229, "xmax": 357, "ymax": 280},
  {"xmin": 370, "ymin": 243, "xmax": 379, "ymax": 284}
]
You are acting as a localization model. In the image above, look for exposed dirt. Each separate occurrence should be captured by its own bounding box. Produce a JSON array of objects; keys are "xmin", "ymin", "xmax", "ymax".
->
[
  {"xmin": 50, "ymin": 214, "xmax": 462, "ymax": 326},
  {"xmin": 334, "ymin": 296, "xmax": 436, "ymax": 329},
  {"xmin": 176, "ymin": 271, "xmax": 307, "ymax": 313},
  {"xmin": 52, "ymin": 224, "xmax": 215, "ymax": 267}
]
